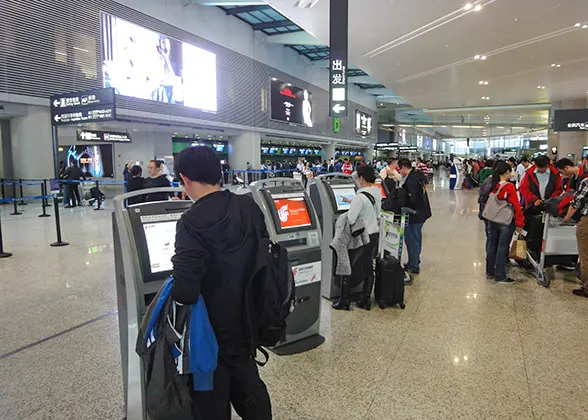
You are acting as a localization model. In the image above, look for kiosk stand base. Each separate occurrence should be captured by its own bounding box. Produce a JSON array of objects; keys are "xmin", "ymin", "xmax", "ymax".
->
[
  {"xmin": 0, "ymin": 252, "xmax": 12, "ymax": 258},
  {"xmin": 270, "ymin": 334, "xmax": 325, "ymax": 356}
]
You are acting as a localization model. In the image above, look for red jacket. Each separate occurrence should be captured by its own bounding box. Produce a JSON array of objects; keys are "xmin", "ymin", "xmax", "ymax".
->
[
  {"xmin": 492, "ymin": 182, "xmax": 525, "ymax": 228},
  {"xmin": 342, "ymin": 163, "xmax": 353, "ymax": 175},
  {"xmin": 565, "ymin": 164, "xmax": 588, "ymax": 192},
  {"xmin": 519, "ymin": 164, "xmax": 563, "ymax": 209}
]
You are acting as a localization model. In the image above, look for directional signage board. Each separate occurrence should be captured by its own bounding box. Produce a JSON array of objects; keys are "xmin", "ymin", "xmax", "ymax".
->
[
  {"xmin": 77, "ymin": 129, "xmax": 131, "ymax": 143},
  {"xmin": 355, "ymin": 110, "xmax": 373, "ymax": 136},
  {"xmin": 329, "ymin": 0, "xmax": 348, "ymax": 117},
  {"xmin": 554, "ymin": 109, "xmax": 588, "ymax": 132},
  {"xmin": 50, "ymin": 88, "xmax": 116, "ymax": 126}
]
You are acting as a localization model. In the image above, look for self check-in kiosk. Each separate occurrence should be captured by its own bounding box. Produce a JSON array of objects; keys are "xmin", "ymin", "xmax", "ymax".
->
[
  {"xmin": 309, "ymin": 174, "xmax": 359, "ymax": 300},
  {"xmin": 248, "ymin": 178, "xmax": 325, "ymax": 355},
  {"xmin": 112, "ymin": 187, "xmax": 188, "ymax": 420}
]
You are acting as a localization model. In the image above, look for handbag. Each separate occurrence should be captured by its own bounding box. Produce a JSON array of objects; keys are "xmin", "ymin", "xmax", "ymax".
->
[
  {"xmin": 509, "ymin": 238, "xmax": 527, "ymax": 261},
  {"xmin": 482, "ymin": 182, "xmax": 514, "ymax": 225}
]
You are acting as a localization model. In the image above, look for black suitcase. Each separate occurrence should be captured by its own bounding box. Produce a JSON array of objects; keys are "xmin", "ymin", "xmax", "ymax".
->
[{"xmin": 375, "ymin": 254, "xmax": 406, "ymax": 309}]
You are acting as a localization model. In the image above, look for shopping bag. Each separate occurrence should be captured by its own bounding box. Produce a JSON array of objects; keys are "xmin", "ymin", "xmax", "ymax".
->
[{"xmin": 509, "ymin": 239, "xmax": 527, "ymax": 261}]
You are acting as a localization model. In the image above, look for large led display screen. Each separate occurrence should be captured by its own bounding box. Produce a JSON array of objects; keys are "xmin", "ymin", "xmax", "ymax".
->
[
  {"xmin": 101, "ymin": 14, "xmax": 217, "ymax": 112},
  {"xmin": 270, "ymin": 78, "xmax": 313, "ymax": 127},
  {"xmin": 58, "ymin": 145, "xmax": 114, "ymax": 178}
]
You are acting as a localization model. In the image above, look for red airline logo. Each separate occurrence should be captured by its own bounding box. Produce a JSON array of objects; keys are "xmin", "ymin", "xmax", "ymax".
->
[{"xmin": 280, "ymin": 88, "xmax": 297, "ymax": 99}]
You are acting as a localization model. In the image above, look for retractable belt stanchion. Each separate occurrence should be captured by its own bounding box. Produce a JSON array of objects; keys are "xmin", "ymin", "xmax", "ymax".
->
[
  {"xmin": 42, "ymin": 180, "xmax": 50, "ymax": 208},
  {"xmin": 10, "ymin": 182, "xmax": 22, "ymax": 216},
  {"xmin": 0, "ymin": 207, "xmax": 12, "ymax": 258},
  {"xmin": 38, "ymin": 183, "xmax": 51, "ymax": 218},
  {"xmin": 50, "ymin": 195, "xmax": 69, "ymax": 247},
  {"xmin": 18, "ymin": 179, "xmax": 27, "ymax": 206},
  {"xmin": 0, "ymin": 179, "xmax": 6, "ymax": 205}
]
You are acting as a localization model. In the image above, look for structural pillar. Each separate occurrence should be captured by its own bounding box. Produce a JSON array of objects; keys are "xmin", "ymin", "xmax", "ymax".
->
[
  {"xmin": 323, "ymin": 143, "xmax": 336, "ymax": 162},
  {"xmin": 363, "ymin": 147, "xmax": 374, "ymax": 163},
  {"xmin": 228, "ymin": 131, "xmax": 261, "ymax": 170}
]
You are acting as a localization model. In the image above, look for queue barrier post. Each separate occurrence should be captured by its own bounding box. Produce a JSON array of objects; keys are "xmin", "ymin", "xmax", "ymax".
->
[
  {"xmin": 0, "ymin": 207, "xmax": 12, "ymax": 258},
  {"xmin": 38, "ymin": 184, "xmax": 51, "ymax": 218},
  {"xmin": 10, "ymin": 182, "xmax": 22, "ymax": 216},
  {"xmin": 50, "ymin": 196, "xmax": 69, "ymax": 247},
  {"xmin": 42, "ymin": 180, "xmax": 50, "ymax": 208},
  {"xmin": 0, "ymin": 179, "xmax": 6, "ymax": 205},
  {"xmin": 18, "ymin": 179, "xmax": 27, "ymax": 206}
]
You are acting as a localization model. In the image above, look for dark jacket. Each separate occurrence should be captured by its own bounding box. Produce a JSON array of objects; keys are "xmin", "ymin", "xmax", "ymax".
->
[
  {"xmin": 143, "ymin": 175, "xmax": 171, "ymax": 202},
  {"xmin": 171, "ymin": 191, "xmax": 269, "ymax": 356},
  {"xmin": 126, "ymin": 176, "xmax": 145, "ymax": 205},
  {"xmin": 66, "ymin": 166, "xmax": 85, "ymax": 181},
  {"xmin": 403, "ymin": 169, "xmax": 432, "ymax": 224}
]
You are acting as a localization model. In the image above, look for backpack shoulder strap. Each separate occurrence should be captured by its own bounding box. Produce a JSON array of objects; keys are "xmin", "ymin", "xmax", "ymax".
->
[{"xmin": 360, "ymin": 191, "xmax": 376, "ymax": 205}]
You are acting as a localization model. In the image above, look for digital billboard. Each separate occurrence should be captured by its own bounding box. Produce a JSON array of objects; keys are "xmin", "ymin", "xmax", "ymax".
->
[
  {"xmin": 58, "ymin": 145, "xmax": 114, "ymax": 178},
  {"xmin": 101, "ymin": 14, "xmax": 217, "ymax": 112},
  {"xmin": 270, "ymin": 78, "xmax": 313, "ymax": 127}
]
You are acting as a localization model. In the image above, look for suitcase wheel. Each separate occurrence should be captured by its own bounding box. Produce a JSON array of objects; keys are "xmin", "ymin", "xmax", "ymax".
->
[
  {"xmin": 399, "ymin": 303, "xmax": 406, "ymax": 310},
  {"xmin": 404, "ymin": 272, "xmax": 413, "ymax": 285}
]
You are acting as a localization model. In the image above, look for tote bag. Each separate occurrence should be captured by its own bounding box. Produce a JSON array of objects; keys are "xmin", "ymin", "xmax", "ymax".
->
[{"xmin": 482, "ymin": 182, "xmax": 514, "ymax": 225}]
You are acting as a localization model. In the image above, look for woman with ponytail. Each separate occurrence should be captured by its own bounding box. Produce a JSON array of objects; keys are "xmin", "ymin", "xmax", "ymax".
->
[{"xmin": 485, "ymin": 161, "xmax": 525, "ymax": 284}]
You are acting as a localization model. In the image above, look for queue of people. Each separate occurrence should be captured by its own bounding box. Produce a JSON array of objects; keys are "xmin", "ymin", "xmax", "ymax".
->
[{"xmin": 124, "ymin": 159, "xmax": 174, "ymax": 204}]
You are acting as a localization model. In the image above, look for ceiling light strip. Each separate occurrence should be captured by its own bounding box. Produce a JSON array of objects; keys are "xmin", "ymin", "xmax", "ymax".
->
[
  {"xmin": 363, "ymin": 0, "xmax": 495, "ymax": 58},
  {"xmin": 391, "ymin": 25, "xmax": 580, "ymax": 84}
]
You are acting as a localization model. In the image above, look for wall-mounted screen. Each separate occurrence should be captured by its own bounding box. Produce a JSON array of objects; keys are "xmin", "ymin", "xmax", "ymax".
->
[
  {"xmin": 270, "ymin": 78, "xmax": 313, "ymax": 127},
  {"xmin": 273, "ymin": 196, "xmax": 312, "ymax": 229},
  {"xmin": 333, "ymin": 187, "xmax": 356, "ymax": 211},
  {"xmin": 58, "ymin": 144, "xmax": 114, "ymax": 178},
  {"xmin": 101, "ymin": 14, "xmax": 217, "ymax": 112}
]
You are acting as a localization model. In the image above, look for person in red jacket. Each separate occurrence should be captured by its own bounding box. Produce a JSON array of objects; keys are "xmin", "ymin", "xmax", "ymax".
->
[
  {"xmin": 519, "ymin": 155, "xmax": 563, "ymax": 211},
  {"xmin": 555, "ymin": 158, "xmax": 588, "ymax": 192},
  {"xmin": 485, "ymin": 161, "xmax": 525, "ymax": 284},
  {"xmin": 341, "ymin": 158, "xmax": 353, "ymax": 175}
]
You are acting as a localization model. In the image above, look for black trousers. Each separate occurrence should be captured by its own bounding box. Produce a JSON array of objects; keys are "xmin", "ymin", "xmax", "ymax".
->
[
  {"xmin": 68, "ymin": 184, "xmax": 81, "ymax": 206},
  {"xmin": 191, "ymin": 353, "xmax": 272, "ymax": 419}
]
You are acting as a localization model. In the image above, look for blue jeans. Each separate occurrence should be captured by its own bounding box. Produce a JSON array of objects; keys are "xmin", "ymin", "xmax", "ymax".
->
[
  {"xmin": 405, "ymin": 223, "xmax": 423, "ymax": 272},
  {"xmin": 486, "ymin": 221, "xmax": 515, "ymax": 281},
  {"xmin": 62, "ymin": 183, "xmax": 70, "ymax": 207}
]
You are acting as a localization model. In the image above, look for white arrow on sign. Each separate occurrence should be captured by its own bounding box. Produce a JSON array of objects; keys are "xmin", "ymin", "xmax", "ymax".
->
[
  {"xmin": 332, "ymin": 104, "xmax": 346, "ymax": 114},
  {"xmin": 54, "ymin": 115, "xmax": 61, "ymax": 122},
  {"xmin": 53, "ymin": 100, "xmax": 60, "ymax": 107}
]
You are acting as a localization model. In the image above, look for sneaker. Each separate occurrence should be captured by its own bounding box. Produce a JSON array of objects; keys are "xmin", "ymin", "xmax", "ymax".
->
[
  {"xmin": 572, "ymin": 288, "xmax": 588, "ymax": 298},
  {"xmin": 404, "ymin": 265, "xmax": 420, "ymax": 275},
  {"xmin": 496, "ymin": 278, "xmax": 516, "ymax": 284}
]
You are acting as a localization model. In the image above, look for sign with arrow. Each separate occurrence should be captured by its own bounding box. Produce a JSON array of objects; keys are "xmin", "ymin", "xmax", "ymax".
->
[
  {"xmin": 329, "ymin": 0, "xmax": 348, "ymax": 118},
  {"xmin": 50, "ymin": 88, "xmax": 116, "ymax": 126}
]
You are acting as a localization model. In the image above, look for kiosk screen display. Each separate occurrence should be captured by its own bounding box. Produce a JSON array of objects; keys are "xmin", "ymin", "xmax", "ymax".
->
[
  {"xmin": 272, "ymin": 195, "xmax": 312, "ymax": 229},
  {"xmin": 333, "ymin": 187, "xmax": 356, "ymax": 211},
  {"xmin": 142, "ymin": 220, "xmax": 178, "ymax": 273}
]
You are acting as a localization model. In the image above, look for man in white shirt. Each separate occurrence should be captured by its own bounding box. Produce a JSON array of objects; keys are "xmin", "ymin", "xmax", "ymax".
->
[
  {"xmin": 516, "ymin": 157, "xmax": 530, "ymax": 184},
  {"xmin": 379, "ymin": 158, "xmax": 402, "ymax": 183}
]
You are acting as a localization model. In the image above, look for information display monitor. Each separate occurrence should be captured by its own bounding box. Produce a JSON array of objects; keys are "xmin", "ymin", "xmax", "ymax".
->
[
  {"xmin": 273, "ymin": 195, "xmax": 312, "ymax": 230},
  {"xmin": 332, "ymin": 186, "xmax": 356, "ymax": 211}
]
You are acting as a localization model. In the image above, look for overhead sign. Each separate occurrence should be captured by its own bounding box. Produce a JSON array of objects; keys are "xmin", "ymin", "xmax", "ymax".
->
[
  {"xmin": 329, "ymin": 0, "xmax": 348, "ymax": 117},
  {"xmin": 355, "ymin": 110, "xmax": 373, "ymax": 136},
  {"xmin": 398, "ymin": 145, "xmax": 418, "ymax": 152},
  {"xmin": 554, "ymin": 109, "xmax": 588, "ymax": 132},
  {"xmin": 270, "ymin": 78, "xmax": 313, "ymax": 127},
  {"xmin": 50, "ymin": 88, "xmax": 116, "ymax": 126},
  {"xmin": 77, "ymin": 129, "xmax": 131, "ymax": 143}
]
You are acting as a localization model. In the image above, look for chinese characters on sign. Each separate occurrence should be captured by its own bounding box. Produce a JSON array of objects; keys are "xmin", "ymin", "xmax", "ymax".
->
[
  {"xmin": 554, "ymin": 109, "xmax": 588, "ymax": 132},
  {"xmin": 77, "ymin": 129, "xmax": 132, "ymax": 143},
  {"xmin": 355, "ymin": 110, "xmax": 373, "ymax": 136},
  {"xmin": 329, "ymin": 0, "xmax": 348, "ymax": 117},
  {"xmin": 50, "ymin": 88, "xmax": 116, "ymax": 126}
]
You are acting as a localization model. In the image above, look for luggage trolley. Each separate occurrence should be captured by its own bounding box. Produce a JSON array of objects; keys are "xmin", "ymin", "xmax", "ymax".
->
[
  {"xmin": 527, "ymin": 213, "xmax": 579, "ymax": 288},
  {"xmin": 378, "ymin": 208, "xmax": 414, "ymax": 285}
]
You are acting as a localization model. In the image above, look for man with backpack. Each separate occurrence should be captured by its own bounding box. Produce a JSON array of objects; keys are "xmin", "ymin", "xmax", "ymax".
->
[
  {"xmin": 171, "ymin": 146, "xmax": 272, "ymax": 419},
  {"xmin": 398, "ymin": 158, "xmax": 432, "ymax": 275}
]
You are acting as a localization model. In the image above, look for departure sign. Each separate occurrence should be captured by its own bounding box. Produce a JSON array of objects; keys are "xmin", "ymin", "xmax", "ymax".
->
[
  {"xmin": 329, "ymin": 0, "xmax": 348, "ymax": 117},
  {"xmin": 77, "ymin": 129, "xmax": 132, "ymax": 143},
  {"xmin": 554, "ymin": 109, "xmax": 588, "ymax": 132},
  {"xmin": 355, "ymin": 110, "xmax": 373, "ymax": 136},
  {"xmin": 50, "ymin": 88, "xmax": 116, "ymax": 126}
]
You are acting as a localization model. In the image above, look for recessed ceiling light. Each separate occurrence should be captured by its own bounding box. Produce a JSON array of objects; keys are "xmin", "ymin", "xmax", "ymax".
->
[
  {"xmin": 481, "ymin": 56, "xmax": 487, "ymax": 60},
  {"xmin": 479, "ymin": 81, "xmax": 484, "ymax": 85},
  {"xmin": 474, "ymin": 4, "xmax": 482, "ymax": 11},
  {"xmin": 583, "ymin": 24, "xmax": 588, "ymax": 29},
  {"xmin": 551, "ymin": 63, "xmax": 556, "ymax": 67},
  {"xmin": 575, "ymin": 23, "xmax": 581, "ymax": 27},
  {"xmin": 474, "ymin": 55, "xmax": 481, "ymax": 59},
  {"xmin": 556, "ymin": 64, "xmax": 561, "ymax": 68},
  {"xmin": 463, "ymin": 3, "xmax": 473, "ymax": 10}
]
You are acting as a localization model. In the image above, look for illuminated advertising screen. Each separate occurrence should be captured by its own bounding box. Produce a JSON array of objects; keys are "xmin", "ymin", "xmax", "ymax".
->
[
  {"xmin": 273, "ymin": 196, "xmax": 312, "ymax": 229},
  {"xmin": 142, "ymin": 221, "xmax": 177, "ymax": 273},
  {"xmin": 270, "ymin": 78, "xmax": 313, "ymax": 127},
  {"xmin": 58, "ymin": 144, "xmax": 114, "ymax": 178},
  {"xmin": 333, "ymin": 187, "xmax": 356, "ymax": 211},
  {"xmin": 101, "ymin": 14, "xmax": 217, "ymax": 112}
]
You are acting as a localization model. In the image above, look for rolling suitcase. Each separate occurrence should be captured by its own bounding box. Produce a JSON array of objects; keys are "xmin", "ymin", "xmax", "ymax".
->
[{"xmin": 374, "ymin": 254, "xmax": 405, "ymax": 309}]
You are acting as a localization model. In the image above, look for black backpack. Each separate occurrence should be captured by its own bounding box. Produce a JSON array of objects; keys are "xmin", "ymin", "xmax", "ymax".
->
[
  {"xmin": 382, "ymin": 181, "xmax": 408, "ymax": 214},
  {"xmin": 245, "ymin": 236, "xmax": 296, "ymax": 365}
]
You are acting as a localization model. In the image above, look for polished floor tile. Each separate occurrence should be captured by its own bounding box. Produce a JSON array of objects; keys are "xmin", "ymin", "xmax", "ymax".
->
[{"xmin": 1, "ymin": 181, "xmax": 586, "ymax": 419}]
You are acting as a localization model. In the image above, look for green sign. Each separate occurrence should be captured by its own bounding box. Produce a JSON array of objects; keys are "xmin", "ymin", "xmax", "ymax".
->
[{"xmin": 333, "ymin": 117, "xmax": 341, "ymax": 133}]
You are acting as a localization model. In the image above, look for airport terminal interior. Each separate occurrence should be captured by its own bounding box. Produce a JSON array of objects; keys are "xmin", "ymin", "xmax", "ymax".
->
[{"xmin": 1, "ymin": 0, "xmax": 588, "ymax": 419}]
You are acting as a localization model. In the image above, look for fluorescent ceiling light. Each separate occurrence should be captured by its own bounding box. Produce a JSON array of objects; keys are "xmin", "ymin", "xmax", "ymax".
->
[
  {"xmin": 474, "ymin": 4, "xmax": 482, "ymax": 11},
  {"xmin": 583, "ymin": 24, "xmax": 588, "ymax": 29},
  {"xmin": 575, "ymin": 23, "xmax": 581, "ymax": 27},
  {"xmin": 481, "ymin": 56, "xmax": 487, "ymax": 60},
  {"xmin": 463, "ymin": 3, "xmax": 473, "ymax": 10},
  {"xmin": 474, "ymin": 55, "xmax": 481, "ymax": 59}
]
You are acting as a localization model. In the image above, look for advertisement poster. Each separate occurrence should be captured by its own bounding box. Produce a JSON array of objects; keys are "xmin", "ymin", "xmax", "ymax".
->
[
  {"xmin": 381, "ymin": 212, "xmax": 401, "ymax": 258},
  {"xmin": 58, "ymin": 144, "xmax": 114, "ymax": 178},
  {"xmin": 270, "ymin": 78, "xmax": 313, "ymax": 127},
  {"xmin": 101, "ymin": 14, "xmax": 217, "ymax": 112},
  {"xmin": 273, "ymin": 198, "xmax": 312, "ymax": 229},
  {"xmin": 292, "ymin": 262, "xmax": 321, "ymax": 287}
]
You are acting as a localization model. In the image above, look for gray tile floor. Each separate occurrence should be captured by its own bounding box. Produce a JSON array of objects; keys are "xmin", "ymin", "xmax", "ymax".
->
[{"xmin": 1, "ymin": 179, "xmax": 587, "ymax": 419}]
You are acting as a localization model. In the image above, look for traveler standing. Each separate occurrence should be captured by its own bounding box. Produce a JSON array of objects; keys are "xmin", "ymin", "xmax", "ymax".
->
[
  {"xmin": 516, "ymin": 157, "xmax": 531, "ymax": 184},
  {"xmin": 333, "ymin": 165, "xmax": 382, "ymax": 311},
  {"xmin": 478, "ymin": 159, "xmax": 494, "ymax": 185},
  {"xmin": 379, "ymin": 158, "xmax": 402, "ymax": 183},
  {"xmin": 484, "ymin": 161, "xmax": 525, "ymax": 284},
  {"xmin": 143, "ymin": 160, "xmax": 171, "ymax": 202},
  {"xmin": 341, "ymin": 158, "xmax": 353, "ymax": 175},
  {"xmin": 519, "ymin": 155, "xmax": 563, "ymax": 211},
  {"xmin": 562, "ymin": 176, "xmax": 588, "ymax": 297},
  {"xmin": 64, "ymin": 162, "xmax": 85, "ymax": 208},
  {"xmin": 126, "ymin": 165, "xmax": 145, "ymax": 206},
  {"xmin": 556, "ymin": 158, "xmax": 588, "ymax": 192},
  {"xmin": 397, "ymin": 158, "xmax": 432, "ymax": 275},
  {"xmin": 171, "ymin": 146, "xmax": 272, "ymax": 419}
]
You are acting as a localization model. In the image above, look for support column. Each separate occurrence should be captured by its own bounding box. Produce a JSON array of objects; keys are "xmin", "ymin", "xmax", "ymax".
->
[
  {"xmin": 229, "ymin": 131, "xmax": 261, "ymax": 170},
  {"xmin": 363, "ymin": 147, "xmax": 374, "ymax": 163},
  {"xmin": 323, "ymin": 143, "xmax": 336, "ymax": 162},
  {"xmin": 0, "ymin": 120, "xmax": 14, "ymax": 180},
  {"xmin": 553, "ymin": 99, "xmax": 588, "ymax": 163}
]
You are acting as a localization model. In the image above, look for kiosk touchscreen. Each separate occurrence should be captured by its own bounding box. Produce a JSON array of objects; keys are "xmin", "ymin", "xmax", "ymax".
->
[
  {"xmin": 309, "ymin": 174, "xmax": 359, "ymax": 300},
  {"xmin": 249, "ymin": 178, "xmax": 325, "ymax": 355},
  {"xmin": 112, "ymin": 188, "xmax": 189, "ymax": 420}
]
